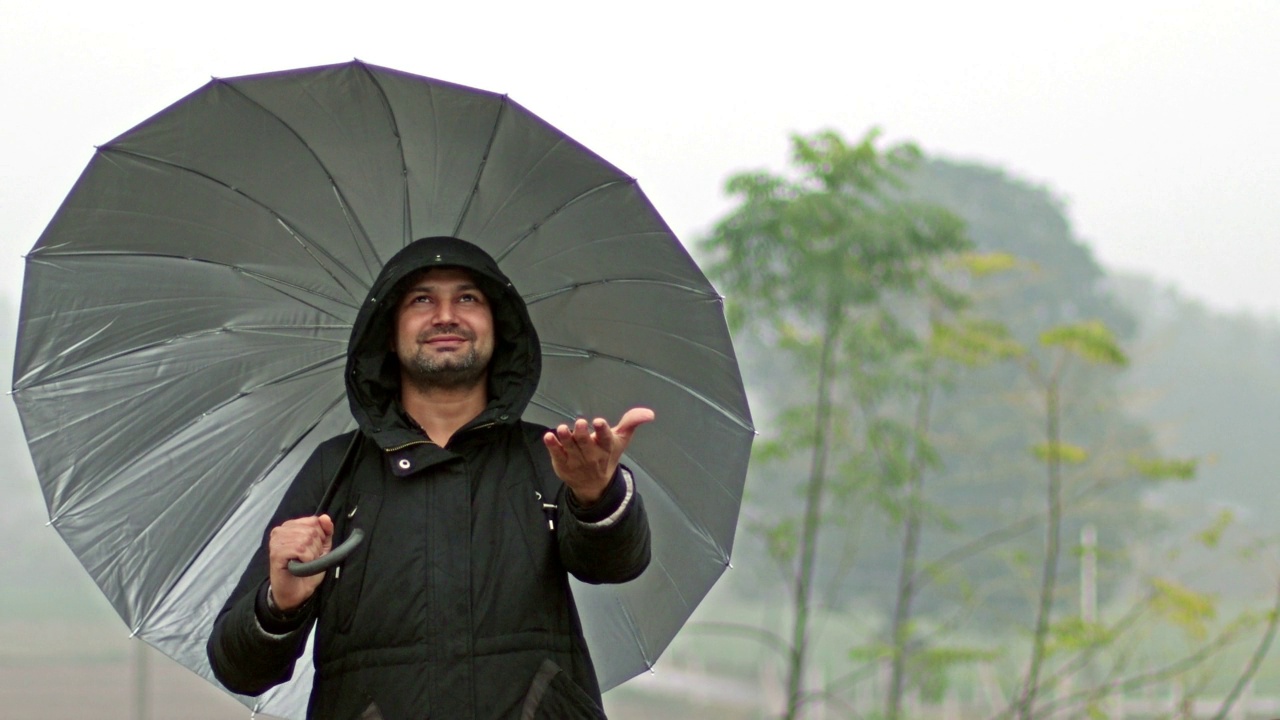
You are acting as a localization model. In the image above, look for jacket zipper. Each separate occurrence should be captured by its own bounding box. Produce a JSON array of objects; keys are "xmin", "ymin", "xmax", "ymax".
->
[
  {"xmin": 381, "ymin": 422, "xmax": 497, "ymax": 453},
  {"xmin": 383, "ymin": 439, "xmax": 433, "ymax": 452}
]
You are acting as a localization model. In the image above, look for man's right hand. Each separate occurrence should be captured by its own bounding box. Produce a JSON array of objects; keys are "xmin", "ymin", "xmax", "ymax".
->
[{"xmin": 268, "ymin": 514, "xmax": 334, "ymax": 611}]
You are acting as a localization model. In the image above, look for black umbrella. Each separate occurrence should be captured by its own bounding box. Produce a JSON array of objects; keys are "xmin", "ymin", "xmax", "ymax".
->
[{"xmin": 11, "ymin": 61, "xmax": 754, "ymax": 717}]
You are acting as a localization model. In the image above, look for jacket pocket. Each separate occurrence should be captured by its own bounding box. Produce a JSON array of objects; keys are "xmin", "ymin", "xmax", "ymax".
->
[
  {"xmin": 520, "ymin": 659, "xmax": 606, "ymax": 720},
  {"xmin": 331, "ymin": 491, "xmax": 382, "ymax": 634}
]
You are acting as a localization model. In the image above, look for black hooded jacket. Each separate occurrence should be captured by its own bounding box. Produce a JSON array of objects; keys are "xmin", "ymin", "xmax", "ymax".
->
[{"xmin": 207, "ymin": 237, "xmax": 651, "ymax": 719}]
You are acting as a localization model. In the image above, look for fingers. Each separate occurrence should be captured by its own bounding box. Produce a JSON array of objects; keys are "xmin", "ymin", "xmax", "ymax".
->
[
  {"xmin": 544, "ymin": 408, "xmax": 656, "ymax": 455},
  {"xmin": 598, "ymin": 407, "xmax": 655, "ymax": 455},
  {"xmin": 541, "ymin": 430, "xmax": 562, "ymax": 452},
  {"xmin": 563, "ymin": 418, "xmax": 592, "ymax": 457},
  {"xmin": 542, "ymin": 408, "xmax": 654, "ymax": 502},
  {"xmin": 614, "ymin": 407, "xmax": 655, "ymax": 440},
  {"xmin": 268, "ymin": 515, "xmax": 335, "ymax": 610},
  {"xmin": 545, "ymin": 419, "xmax": 594, "ymax": 452},
  {"xmin": 590, "ymin": 417, "xmax": 616, "ymax": 454},
  {"xmin": 270, "ymin": 515, "xmax": 334, "ymax": 568}
]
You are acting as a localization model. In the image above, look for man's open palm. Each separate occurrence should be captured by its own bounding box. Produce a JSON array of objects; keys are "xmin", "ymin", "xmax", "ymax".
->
[{"xmin": 542, "ymin": 407, "xmax": 654, "ymax": 505}]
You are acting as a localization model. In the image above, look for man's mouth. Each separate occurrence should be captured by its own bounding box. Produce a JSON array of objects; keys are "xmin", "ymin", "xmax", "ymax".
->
[{"xmin": 421, "ymin": 330, "xmax": 474, "ymax": 346}]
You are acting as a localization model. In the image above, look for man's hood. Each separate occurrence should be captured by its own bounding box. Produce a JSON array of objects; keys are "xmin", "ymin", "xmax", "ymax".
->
[{"xmin": 346, "ymin": 236, "xmax": 541, "ymax": 449}]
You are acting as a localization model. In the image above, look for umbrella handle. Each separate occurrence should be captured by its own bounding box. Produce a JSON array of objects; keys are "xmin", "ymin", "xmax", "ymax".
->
[{"xmin": 286, "ymin": 529, "xmax": 366, "ymax": 578}]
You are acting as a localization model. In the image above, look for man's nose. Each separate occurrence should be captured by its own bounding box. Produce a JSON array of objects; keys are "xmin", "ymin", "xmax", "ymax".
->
[{"xmin": 432, "ymin": 301, "xmax": 455, "ymax": 324}]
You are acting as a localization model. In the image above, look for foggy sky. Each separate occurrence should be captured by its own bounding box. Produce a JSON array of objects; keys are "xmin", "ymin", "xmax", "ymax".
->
[{"xmin": 3, "ymin": 0, "xmax": 1277, "ymax": 325}]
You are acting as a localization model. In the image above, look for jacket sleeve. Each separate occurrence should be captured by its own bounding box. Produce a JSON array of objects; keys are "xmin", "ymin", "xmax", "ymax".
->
[
  {"xmin": 556, "ymin": 465, "xmax": 651, "ymax": 584},
  {"xmin": 205, "ymin": 435, "xmax": 343, "ymax": 695}
]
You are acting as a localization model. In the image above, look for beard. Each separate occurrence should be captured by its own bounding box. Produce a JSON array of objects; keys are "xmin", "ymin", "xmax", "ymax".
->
[{"xmin": 398, "ymin": 329, "xmax": 490, "ymax": 392}]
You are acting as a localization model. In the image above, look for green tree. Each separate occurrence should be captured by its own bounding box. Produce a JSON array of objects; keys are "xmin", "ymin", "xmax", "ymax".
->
[
  {"xmin": 694, "ymin": 147, "xmax": 1280, "ymax": 720},
  {"xmin": 898, "ymin": 159, "xmax": 1151, "ymax": 631},
  {"xmin": 984, "ymin": 317, "xmax": 1274, "ymax": 720},
  {"xmin": 880, "ymin": 285, "xmax": 1022, "ymax": 720},
  {"xmin": 1015, "ymin": 320, "xmax": 1129, "ymax": 719},
  {"xmin": 701, "ymin": 128, "xmax": 970, "ymax": 719}
]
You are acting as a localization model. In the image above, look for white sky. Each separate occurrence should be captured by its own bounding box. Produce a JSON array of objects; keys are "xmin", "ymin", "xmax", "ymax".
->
[{"xmin": 3, "ymin": 0, "xmax": 1278, "ymax": 322}]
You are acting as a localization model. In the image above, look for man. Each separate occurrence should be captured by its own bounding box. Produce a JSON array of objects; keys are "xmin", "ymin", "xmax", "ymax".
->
[{"xmin": 207, "ymin": 236, "xmax": 652, "ymax": 719}]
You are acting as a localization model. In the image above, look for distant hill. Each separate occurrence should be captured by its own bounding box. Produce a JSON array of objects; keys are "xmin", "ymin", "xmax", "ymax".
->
[
  {"xmin": 1110, "ymin": 273, "xmax": 1280, "ymax": 530},
  {"xmin": 912, "ymin": 158, "xmax": 1279, "ymax": 538}
]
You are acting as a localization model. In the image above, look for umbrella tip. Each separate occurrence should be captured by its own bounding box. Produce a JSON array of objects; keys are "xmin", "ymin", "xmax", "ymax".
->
[{"xmin": 128, "ymin": 625, "xmax": 140, "ymax": 638}]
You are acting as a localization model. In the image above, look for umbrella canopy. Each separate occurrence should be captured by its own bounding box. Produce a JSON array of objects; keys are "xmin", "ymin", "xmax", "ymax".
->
[{"xmin": 12, "ymin": 61, "xmax": 753, "ymax": 718}]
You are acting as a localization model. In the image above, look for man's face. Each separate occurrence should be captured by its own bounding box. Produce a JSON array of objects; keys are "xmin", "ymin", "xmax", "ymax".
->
[{"xmin": 393, "ymin": 267, "xmax": 495, "ymax": 391}]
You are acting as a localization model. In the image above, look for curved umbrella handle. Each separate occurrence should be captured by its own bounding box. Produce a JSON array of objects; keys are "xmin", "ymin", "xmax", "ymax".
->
[{"xmin": 286, "ymin": 529, "xmax": 366, "ymax": 578}]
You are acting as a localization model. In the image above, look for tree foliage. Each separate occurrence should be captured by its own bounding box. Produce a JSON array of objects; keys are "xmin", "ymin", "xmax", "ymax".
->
[
  {"xmin": 695, "ymin": 141, "xmax": 1280, "ymax": 720},
  {"xmin": 703, "ymin": 127, "xmax": 972, "ymax": 719}
]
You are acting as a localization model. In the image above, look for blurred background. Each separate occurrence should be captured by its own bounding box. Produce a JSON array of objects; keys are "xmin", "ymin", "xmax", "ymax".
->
[{"xmin": 3, "ymin": 1, "xmax": 1278, "ymax": 717}]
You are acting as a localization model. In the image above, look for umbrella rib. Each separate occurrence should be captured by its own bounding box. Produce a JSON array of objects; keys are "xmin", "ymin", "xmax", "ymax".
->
[
  {"xmin": 537, "ymin": 342, "xmax": 751, "ymax": 432},
  {"xmin": 22, "ymin": 335, "xmax": 337, "ymax": 448},
  {"xmin": 523, "ymin": 277, "xmax": 721, "ymax": 305},
  {"xmin": 26, "ymin": 249, "xmax": 358, "ymax": 319},
  {"xmin": 468, "ymin": 134, "xmax": 570, "ymax": 241},
  {"xmin": 49, "ymin": 351, "xmax": 349, "ymax": 522},
  {"xmin": 425, "ymin": 80, "xmax": 442, "ymax": 244},
  {"xmin": 221, "ymin": 78, "xmax": 385, "ymax": 279},
  {"xmin": 13, "ymin": 315, "xmax": 119, "ymax": 391},
  {"xmin": 21, "ymin": 323, "xmax": 347, "ymax": 391},
  {"xmin": 491, "ymin": 178, "xmax": 634, "ymax": 263},
  {"xmin": 451, "ymin": 94, "xmax": 508, "ymax": 237},
  {"xmin": 25, "ymin": 364, "xmax": 190, "ymax": 446},
  {"xmin": 617, "ymin": 448, "xmax": 732, "ymax": 561},
  {"xmin": 507, "ymin": 228, "xmax": 689, "ymax": 267},
  {"xmin": 653, "ymin": 557, "xmax": 691, "ymax": 610},
  {"xmin": 551, "ymin": 315, "xmax": 739, "ymax": 373},
  {"xmin": 359, "ymin": 62, "xmax": 413, "ymax": 249},
  {"xmin": 98, "ymin": 146, "xmax": 370, "ymax": 302},
  {"xmin": 525, "ymin": 392, "xmax": 583, "ymax": 422},
  {"xmin": 239, "ymin": 268, "xmax": 361, "ymax": 323},
  {"xmin": 617, "ymin": 596, "xmax": 654, "ymax": 671},
  {"xmin": 241, "ymin": 349, "xmax": 350, "ymax": 393},
  {"xmin": 133, "ymin": 393, "xmax": 353, "ymax": 633}
]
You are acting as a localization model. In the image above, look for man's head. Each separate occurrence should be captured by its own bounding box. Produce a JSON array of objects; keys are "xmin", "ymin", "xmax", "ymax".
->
[
  {"xmin": 346, "ymin": 236, "xmax": 541, "ymax": 445},
  {"xmin": 392, "ymin": 266, "xmax": 495, "ymax": 393}
]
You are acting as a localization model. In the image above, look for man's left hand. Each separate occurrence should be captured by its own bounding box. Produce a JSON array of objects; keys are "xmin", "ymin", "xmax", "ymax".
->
[{"xmin": 542, "ymin": 407, "xmax": 654, "ymax": 506}]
